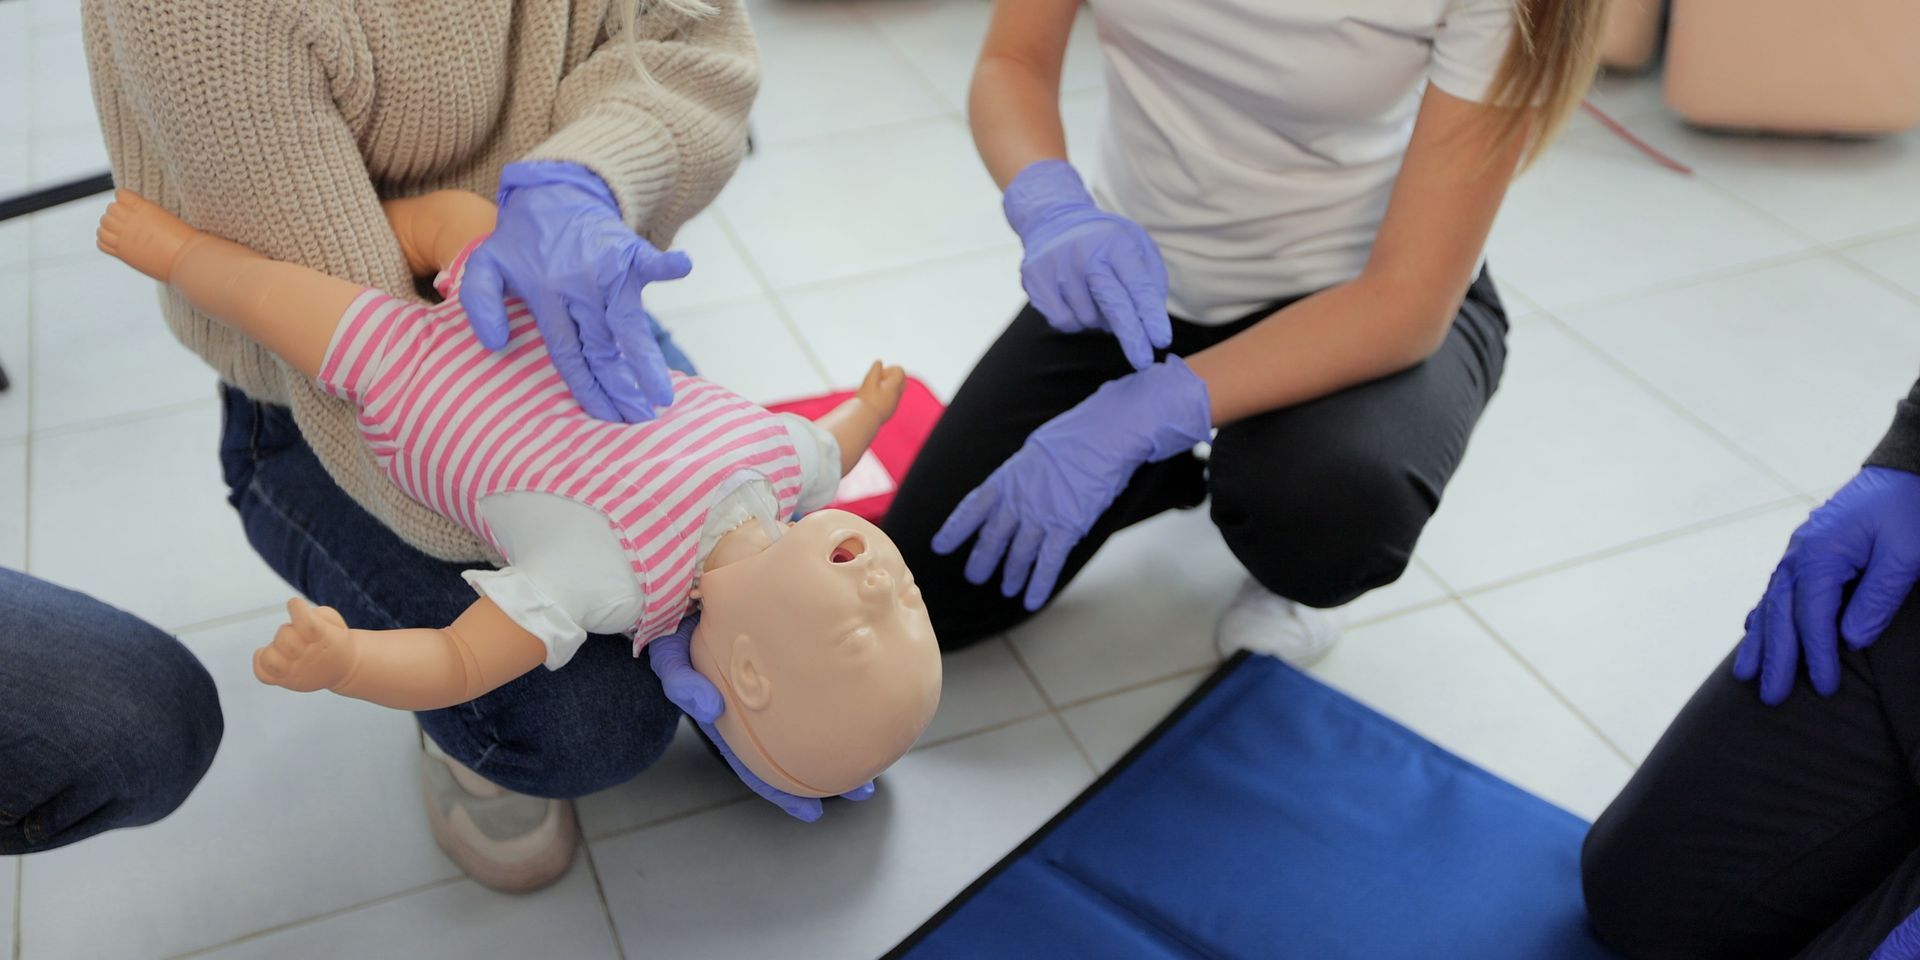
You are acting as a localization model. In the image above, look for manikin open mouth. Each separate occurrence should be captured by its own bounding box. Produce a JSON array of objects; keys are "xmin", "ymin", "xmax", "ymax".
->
[{"xmin": 831, "ymin": 536, "xmax": 867, "ymax": 564}]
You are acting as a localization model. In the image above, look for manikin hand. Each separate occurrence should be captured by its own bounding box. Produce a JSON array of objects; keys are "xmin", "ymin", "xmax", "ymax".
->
[
  {"xmin": 855, "ymin": 361, "xmax": 907, "ymax": 420},
  {"xmin": 1734, "ymin": 467, "xmax": 1920, "ymax": 704},
  {"xmin": 254, "ymin": 598, "xmax": 357, "ymax": 693},
  {"xmin": 647, "ymin": 613, "xmax": 876, "ymax": 822},
  {"xmin": 463, "ymin": 162, "xmax": 692, "ymax": 423},
  {"xmin": 1004, "ymin": 159, "xmax": 1173, "ymax": 370}
]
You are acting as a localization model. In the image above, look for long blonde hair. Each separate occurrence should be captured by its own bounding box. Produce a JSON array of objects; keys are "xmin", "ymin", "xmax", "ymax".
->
[{"xmin": 1481, "ymin": 0, "xmax": 1611, "ymax": 169}]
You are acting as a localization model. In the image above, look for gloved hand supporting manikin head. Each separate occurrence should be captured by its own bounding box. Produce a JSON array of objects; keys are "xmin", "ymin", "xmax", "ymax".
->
[{"xmin": 689, "ymin": 509, "xmax": 943, "ymax": 798}]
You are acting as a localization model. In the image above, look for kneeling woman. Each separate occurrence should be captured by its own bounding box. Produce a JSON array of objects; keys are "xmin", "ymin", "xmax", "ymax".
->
[{"xmin": 884, "ymin": 0, "xmax": 1605, "ymax": 657}]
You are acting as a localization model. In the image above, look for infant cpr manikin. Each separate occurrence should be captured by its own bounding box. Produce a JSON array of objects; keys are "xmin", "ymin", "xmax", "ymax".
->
[{"xmin": 95, "ymin": 186, "xmax": 943, "ymax": 800}]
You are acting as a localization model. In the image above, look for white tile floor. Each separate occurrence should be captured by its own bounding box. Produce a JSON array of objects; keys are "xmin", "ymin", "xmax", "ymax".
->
[{"xmin": 5, "ymin": 1, "xmax": 1920, "ymax": 957}]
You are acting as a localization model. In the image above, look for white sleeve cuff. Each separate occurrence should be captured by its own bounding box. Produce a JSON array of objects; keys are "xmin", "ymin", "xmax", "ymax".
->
[
  {"xmin": 778, "ymin": 413, "xmax": 844, "ymax": 515},
  {"xmin": 1428, "ymin": 0, "xmax": 1518, "ymax": 104},
  {"xmin": 462, "ymin": 567, "xmax": 590, "ymax": 671}
]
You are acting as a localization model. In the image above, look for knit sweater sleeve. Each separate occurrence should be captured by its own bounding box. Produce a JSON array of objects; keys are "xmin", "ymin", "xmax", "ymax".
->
[
  {"xmin": 521, "ymin": 0, "xmax": 760, "ymax": 245},
  {"xmin": 81, "ymin": 0, "xmax": 497, "ymax": 564},
  {"xmin": 84, "ymin": 0, "xmax": 414, "ymax": 312}
]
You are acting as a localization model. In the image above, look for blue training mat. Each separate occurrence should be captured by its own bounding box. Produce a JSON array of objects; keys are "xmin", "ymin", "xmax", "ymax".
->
[{"xmin": 887, "ymin": 652, "xmax": 1620, "ymax": 960}]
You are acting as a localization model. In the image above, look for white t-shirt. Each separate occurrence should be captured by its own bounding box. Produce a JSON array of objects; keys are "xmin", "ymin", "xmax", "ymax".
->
[
  {"xmin": 460, "ymin": 414, "xmax": 843, "ymax": 670},
  {"xmin": 1085, "ymin": 0, "xmax": 1517, "ymax": 323}
]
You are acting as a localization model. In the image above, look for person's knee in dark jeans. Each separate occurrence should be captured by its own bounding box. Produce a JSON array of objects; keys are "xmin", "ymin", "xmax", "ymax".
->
[
  {"xmin": 1580, "ymin": 592, "xmax": 1920, "ymax": 959},
  {"xmin": 0, "ymin": 569, "xmax": 223, "ymax": 853},
  {"xmin": 414, "ymin": 629, "xmax": 686, "ymax": 799}
]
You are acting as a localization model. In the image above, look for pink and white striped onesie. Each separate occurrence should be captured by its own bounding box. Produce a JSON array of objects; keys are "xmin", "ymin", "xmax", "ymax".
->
[{"xmin": 315, "ymin": 240, "xmax": 837, "ymax": 666}]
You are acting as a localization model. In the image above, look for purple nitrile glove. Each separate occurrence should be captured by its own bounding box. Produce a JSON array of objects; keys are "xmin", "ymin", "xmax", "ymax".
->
[
  {"xmin": 1872, "ymin": 905, "xmax": 1920, "ymax": 960},
  {"xmin": 1734, "ymin": 466, "xmax": 1920, "ymax": 705},
  {"xmin": 646, "ymin": 613, "xmax": 875, "ymax": 823},
  {"xmin": 462, "ymin": 161, "xmax": 692, "ymax": 423},
  {"xmin": 1004, "ymin": 159, "xmax": 1172, "ymax": 371},
  {"xmin": 933, "ymin": 356, "xmax": 1211, "ymax": 611}
]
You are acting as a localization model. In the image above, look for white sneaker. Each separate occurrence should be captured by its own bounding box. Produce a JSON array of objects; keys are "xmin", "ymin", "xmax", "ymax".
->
[
  {"xmin": 1214, "ymin": 578, "xmax": 1345, "ymax": 667},
  {"xmin": 420, "ymin": 733, "xmax": 577, "ymax": 893}
]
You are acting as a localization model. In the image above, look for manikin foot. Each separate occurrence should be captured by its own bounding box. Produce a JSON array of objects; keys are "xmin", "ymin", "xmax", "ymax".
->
[
  {"xmin": 253, "ymin": 598, "xmax": 358, "ymax": 693},
  {"xmin": 96, "ymin": 188, "xmax": 203, "ymax": 283},
  {"xmin": 1214, "ymin": 578, "xmax": 1345, "ymax": 667}
]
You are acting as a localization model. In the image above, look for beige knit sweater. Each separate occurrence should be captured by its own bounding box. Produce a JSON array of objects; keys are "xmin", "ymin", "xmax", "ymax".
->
[{"xmin": 81, "ymin": 0, "xmax": 759, "ymax": 562}]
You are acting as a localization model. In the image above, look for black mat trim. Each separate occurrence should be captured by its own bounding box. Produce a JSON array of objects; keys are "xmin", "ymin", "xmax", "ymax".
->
[
  {"xmin": 880, "ymin": 650, "xmax": 1255, "ymax": 960},
  {"xmin": 0, "ymin": 172, "xmax": 115, "ymax": 224}
]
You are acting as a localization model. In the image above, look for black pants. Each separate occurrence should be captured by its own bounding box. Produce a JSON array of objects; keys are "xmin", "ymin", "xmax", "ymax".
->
[
  {"xmin": 1582, "ymin": 595, "xmax": 1920, "ymax": 959},
  {"xmin": 882, "ymin": 271, "xmax": 1509, "ymax": 648}
]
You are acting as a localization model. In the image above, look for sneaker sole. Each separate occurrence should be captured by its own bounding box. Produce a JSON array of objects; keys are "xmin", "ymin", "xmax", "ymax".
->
[{"xmin": 420, "ymin": 761, "xmax": 579, "ymax": 894}]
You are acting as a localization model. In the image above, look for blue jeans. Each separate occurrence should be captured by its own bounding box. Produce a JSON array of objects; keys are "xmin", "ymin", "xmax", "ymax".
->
[
  {"xmin": 0, "ymin": 569, "xmax": 223, "ymax": 853},
  {"xmin": 216, "ymin": 328, "xmax": 695, "ymax": 799}
]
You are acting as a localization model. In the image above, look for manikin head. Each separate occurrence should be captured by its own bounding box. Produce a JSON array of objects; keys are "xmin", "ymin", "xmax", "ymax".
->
[{"xmin": 690, "ymin": 509, "xmax": 943, "ymax": 797}]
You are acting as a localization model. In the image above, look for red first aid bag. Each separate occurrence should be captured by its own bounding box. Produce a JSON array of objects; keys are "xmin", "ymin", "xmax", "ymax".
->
[{"xmin": 765, "ymin": 376, "xmax": 945, "ymax": 524}]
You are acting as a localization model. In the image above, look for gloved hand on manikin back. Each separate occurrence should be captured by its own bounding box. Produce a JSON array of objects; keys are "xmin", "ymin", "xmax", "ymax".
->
[
  {"xmin": 934, "ymin": 356, "xmax": 1212, "ymax": 612},
  {"xmin": 647, "ymin": 613, "xmax": 876, "ymax": 823},
  {"xmin": 1004, "ymin": 159, "xmax": 1173, "ymax": 371},
  {"xmin": 463, "ymin": 161, "xmax": 694, "ymax": 424},
  {"xmin": 1734, "ymin": 466, "xmax": 1920, "ymax": 705}
]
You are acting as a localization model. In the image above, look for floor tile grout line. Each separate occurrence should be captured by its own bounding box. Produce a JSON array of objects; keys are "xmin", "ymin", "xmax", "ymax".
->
[
  {"xmin": 1551, "ymin": 113, "xmax": 1838, "ymax": 256},
  {"xmin": 704, "ymin": 211, "xmax": 836, "ymax": 389},
  {"xmin": 913, "ymin": 706, "xmax": 1055, "ymax": 752},
  {"xmin": 1539, "ymin": 311, "xmax": 1806, "ymax": 497},
  {"xmin": 578, "ymin": 844, "xmax": 630, "ymax": 960},
  {"xmin": 14, "ymin": 245, "xmax": 108, "ymax": 275},
  {"xmin": 1049, "ymin": 662, "xmax": 1216, "ymax": 713},
  {"xmin": 18, "ymin": 260, "xmax": 30, "ymax": 577},
  {"xmin": 1595, "ymin": 117, "xmax": 1920, "ymax": 275},
  {"xmin": 12, "ymin": 34, "xmax": 28, "ymax": 960},
  {"xmin": 11, "ymin": 856, "xmax": 21, "ymax": 960},
  {"xmin": 1827, "ymin": 245, "xmax": 1920, "ymax": 315},
  {"xmin": 1439, "ymin": 495, "xmax": 1805, "ymax": 603},
  {"xmin": 1051, "ymin": 709, "xmax": 1102, "ymax": 777},
  {"xmin": 851, "ymin": 2, "xmax": 973, "ymax": 124},
  {"xmin": 586, "ymin": 700, "xmax": 1075, "ymax": 846},
  {"xmin": 1344, "ymin": 594, "xmax": 1457, "ymax": 631},
  {"xmin": 25, "ymin": 394, "xmax": 217, "ymax": 443},
  {"xmin": 1531, "ymin": 244, "xmax": 1829, "ymax": 320},
  {"xmin": 752, "ymin": 111, "xmax": 961, "ymax": 155},
  {"xmin": 656, "ymin": 289, "xmax": 771, "ymax": 318},
  {"xmin": 1653, "ymin": 142, "xmax": 1913, "ymax": 258},
  {"xmin": 585, "ymin": 795, "xmax": 759, "ymax": 845},
  {"xmin": 742, "ymin": 111, "xmax": 962, "ymax": 155},
  {"xmin": 1453, "ymin": 599, "xmax": 1640, "ymax": 770},
  {"xmin": 1827, "ymin": 221, "xmax": 1920, "ymax": 254},
  {"xmin": 168, "ymin": 601, "xmax": 291, "ymax": 637},
  {"xmin": 999, "ymin": 635, "xmax": 1060, "ymax": 711},
  {"xmin": 160, "ymin": 875, "xmax": 468, "ymax": 960},
  {"xmin": 757, "ymin": 242, "xmax": 1021, "ymax": 302}
]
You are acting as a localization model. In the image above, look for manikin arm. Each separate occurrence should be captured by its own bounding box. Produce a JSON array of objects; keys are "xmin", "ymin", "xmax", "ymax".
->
[
  {"xmin": 380, "ymin": 191, "xmax": 500, "ymax": 277},
  {"xmin": 815, "ymin": 362, "xmax": 907, "ymax": 476},
  {"xmin": 253, "ymin": 597, "xmax": 547, "ymax": 711},
  {"xmin": 96, "ymin": 189, "xmax": 499, "ymax": 380}
]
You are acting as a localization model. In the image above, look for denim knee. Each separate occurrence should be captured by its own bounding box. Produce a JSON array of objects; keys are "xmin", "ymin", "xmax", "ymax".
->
[
  {"xmin": 0, "ymin": 572, "xmax": 223, "ymax": 851},
  {"xmin": 418, "ymin": 634, "xmax": 686, "ymax": 799},
  {"xmin": 112, "ymin": 631, "xmax": 226, "ymax": 825},
  {"xmin": 426, "ymin": 698, "xmax": 681, "ymax": 800}
]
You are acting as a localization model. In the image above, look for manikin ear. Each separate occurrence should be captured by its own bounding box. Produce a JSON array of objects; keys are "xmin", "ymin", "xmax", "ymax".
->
[{"xmin": 728, "ymin": 633, "xmax": 773, "ymax": 711}]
